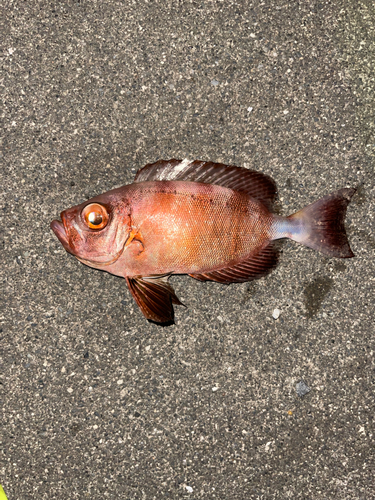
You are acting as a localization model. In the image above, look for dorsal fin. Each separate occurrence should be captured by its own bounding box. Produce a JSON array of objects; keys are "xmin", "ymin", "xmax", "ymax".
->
[
  {"xmin": 134, "ymin": 159, "xmax": 277, "ymax": 209},
  {"xmin": 189, "ymin": 242, "xmax": 279, "ymax": 284}
]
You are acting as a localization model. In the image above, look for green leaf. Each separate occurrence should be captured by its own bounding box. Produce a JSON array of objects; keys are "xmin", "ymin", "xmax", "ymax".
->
[{"xmin": 0, "ymin": 485, "xmax": 8, "ymax": 500}]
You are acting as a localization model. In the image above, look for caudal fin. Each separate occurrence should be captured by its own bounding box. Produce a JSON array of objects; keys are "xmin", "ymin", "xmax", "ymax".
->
[{"xmin": 287, "ymin": 188, "xmax": 356, "ymax": 258}]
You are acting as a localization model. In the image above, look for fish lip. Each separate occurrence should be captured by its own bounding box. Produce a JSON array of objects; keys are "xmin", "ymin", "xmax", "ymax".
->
[{"xmin": 50, "ymin": 219, "xmax": 74, "ymax": 255}]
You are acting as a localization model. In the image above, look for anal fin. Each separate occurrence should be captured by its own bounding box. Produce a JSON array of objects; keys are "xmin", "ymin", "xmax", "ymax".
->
[
  {"xmin": 189, "ymin": 242, "xmax": 279, "ymax": 284},
  {"xmin": 126, "ymin": 274, "xmax": 183, "ymax": 324}
]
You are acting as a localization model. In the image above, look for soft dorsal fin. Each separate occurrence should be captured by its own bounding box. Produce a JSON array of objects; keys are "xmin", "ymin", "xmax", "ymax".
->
[
  {"xmin": 189, "ymin": 242, "xmax": 279, "ymax": 284},
  {"xmin": 134, "ymin": 159, "xmax": 277, "ymax": 209},
  {"xmin": 126, "ymin": 274, "xmax": 183, "ymax": 324}
]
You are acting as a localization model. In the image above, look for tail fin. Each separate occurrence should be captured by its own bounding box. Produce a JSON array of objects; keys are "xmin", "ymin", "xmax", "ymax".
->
[{"xmin": 286, "ymin": 188, "xmax": 356, "ymax": 258}]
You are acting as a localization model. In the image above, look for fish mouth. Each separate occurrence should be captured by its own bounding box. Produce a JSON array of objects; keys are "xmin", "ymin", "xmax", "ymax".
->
[
  {"xmin": 50, "ymin": 219, "xmax": 74, "ymax": 255},
  {"xmin": 51, "ymin": 215, "xmax": 126, "ymax": 267}
]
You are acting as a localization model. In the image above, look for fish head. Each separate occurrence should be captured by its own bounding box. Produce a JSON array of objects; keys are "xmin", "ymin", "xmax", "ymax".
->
[{"xmin": 50, "ymin": 188, "xmax": 132, "ymax": 270}]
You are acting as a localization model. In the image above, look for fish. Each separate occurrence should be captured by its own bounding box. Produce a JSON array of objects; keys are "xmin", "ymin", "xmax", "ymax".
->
[{"xmin": 50, "ymin": 159, "xmax": 356, "ymax": 324}]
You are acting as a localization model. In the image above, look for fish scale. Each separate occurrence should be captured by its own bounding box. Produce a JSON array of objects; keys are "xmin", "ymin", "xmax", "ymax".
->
[{"xmin": 125, "ymin": 181, "xmax": 273, "ymax": 276}]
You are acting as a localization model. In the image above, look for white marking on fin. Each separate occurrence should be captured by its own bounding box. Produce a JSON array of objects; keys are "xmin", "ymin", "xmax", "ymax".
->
[{"xmin": 164, "ymin": 158, "xmax": 191, "ymax": 180}]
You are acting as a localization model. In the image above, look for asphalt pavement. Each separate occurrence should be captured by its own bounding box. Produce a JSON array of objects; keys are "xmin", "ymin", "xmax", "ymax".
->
[{"xmin": 1, "ymin": 1, "xmax": 374, "ymax": 498}]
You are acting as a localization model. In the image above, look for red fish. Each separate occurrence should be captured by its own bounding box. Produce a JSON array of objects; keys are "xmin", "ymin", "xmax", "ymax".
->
[{"xmin": 51, "ymin": 159, "xmax": 355, "ymax": 323}]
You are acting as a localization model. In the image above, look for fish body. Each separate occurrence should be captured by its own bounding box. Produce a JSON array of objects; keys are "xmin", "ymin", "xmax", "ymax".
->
[
  {"xmin": 51, "ymin": 159, "xmax": 355, "ymax": 323},
  {"xmin": 107, "ymin": 180, "xmax": 273, "ymax": 277}
]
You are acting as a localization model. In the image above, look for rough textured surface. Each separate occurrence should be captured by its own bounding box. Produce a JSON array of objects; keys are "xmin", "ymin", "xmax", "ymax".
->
[{"xmin": 1, "ymin": 1, "xmax": 374, "ymax": 499}]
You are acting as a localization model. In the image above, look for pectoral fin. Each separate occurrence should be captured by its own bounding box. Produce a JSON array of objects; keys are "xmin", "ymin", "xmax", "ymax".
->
[
  {"xmin": 125, "ymin": 228, "xmax": 144, "ymax": 251},
  {"xmin": 126, "ymin": 275, "xmax": 184, "ymax": 324}
]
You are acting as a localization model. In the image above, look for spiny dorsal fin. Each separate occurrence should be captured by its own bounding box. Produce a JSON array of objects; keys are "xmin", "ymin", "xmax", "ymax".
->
[
  {"xmin": 134, "ymin": 159, "xmax": 277, "ymax": 209},
  {"xmin": 126, "ymin": 274, "xmax": 183, "ymax": 324},
  {"xmin": 189, "ymin": 242, "xmax": 279, "ymax": 283}
]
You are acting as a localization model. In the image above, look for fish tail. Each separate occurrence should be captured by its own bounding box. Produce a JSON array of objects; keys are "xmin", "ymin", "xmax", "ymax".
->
[{"xmin": 271, "ymin": 188, "xmax": 356, "ymax": 258}]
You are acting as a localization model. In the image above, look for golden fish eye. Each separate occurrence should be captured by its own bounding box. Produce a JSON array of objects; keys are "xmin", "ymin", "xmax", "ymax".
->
[{"xmin": 82, "ymin": 203, "xmax": 109, "ymax": 230}]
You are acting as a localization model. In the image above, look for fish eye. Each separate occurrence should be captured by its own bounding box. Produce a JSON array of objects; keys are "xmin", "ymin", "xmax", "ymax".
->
[{"xmin": 82, "ymin": 203, "xmax": 109, "ymax": 230}]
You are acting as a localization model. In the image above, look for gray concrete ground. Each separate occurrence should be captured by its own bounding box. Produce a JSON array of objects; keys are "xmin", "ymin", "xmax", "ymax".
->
[{"xmin": 1, "ymin": 1, "xmax": 374, "ymax": 498}]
